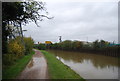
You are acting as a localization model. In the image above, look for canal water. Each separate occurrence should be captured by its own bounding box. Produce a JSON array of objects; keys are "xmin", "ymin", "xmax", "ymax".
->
[{"xmin": 47, "ymin": 50, "xmax": 119, "ymax": 79}]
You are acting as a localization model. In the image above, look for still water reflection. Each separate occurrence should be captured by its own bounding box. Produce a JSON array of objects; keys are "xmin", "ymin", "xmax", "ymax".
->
[{"xmin": 47, "ymin": 50, "xmax": 119, "ymax": 79}]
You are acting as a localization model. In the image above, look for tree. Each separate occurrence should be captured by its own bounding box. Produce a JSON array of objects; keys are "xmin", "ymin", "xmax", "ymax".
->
[
  {"xmin": 93, "ymin": 40, "xmax": 100, "ymax": 49},
  {"xmin": 100, "ymin": 40, "xmax": 109, "ymax": 48},
  {"xmin": 2, "ymin": 2, "xmax": 51, "ymax": 26},
  {"xmin": 23, "ymin": 37, "xmax": 34, "ymax": 54},
  {"xmin": 2, "ymin": 1, "xmax": 52, "ymax": 54},
  {"xmin": 72, "ymin": 41, "xmax": 83, "ymax": 50},
  {"xmin": 61, "ymin": 40, "xmax": 72, "ymax": 50}
]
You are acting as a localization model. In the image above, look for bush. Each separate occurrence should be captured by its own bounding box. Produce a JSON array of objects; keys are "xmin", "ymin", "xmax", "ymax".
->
[
  {"xmin": 8, "ymin": 38, "xmax": 25, "ymax": 58},
  {"xmin": 3, "ymin": 36, "xmax": 34, "ymax": 67},
  {"xmin": 24, "ymin": 37, "xmax": 34, "ymax": 54},
  {"xmin": 37, "ymin": 44, "xmax": 46, "ymax": 50}
]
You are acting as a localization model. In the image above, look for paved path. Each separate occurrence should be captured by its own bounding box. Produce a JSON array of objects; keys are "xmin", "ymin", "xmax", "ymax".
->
[{"xmin": 17, "ymin": 49, "xmax": 49, "ymax": 79}]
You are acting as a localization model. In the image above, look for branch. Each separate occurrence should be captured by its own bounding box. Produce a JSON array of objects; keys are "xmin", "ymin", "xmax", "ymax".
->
[{"xmin": 40, "ymin": 15, "xmax": 54, "ymax": 19}]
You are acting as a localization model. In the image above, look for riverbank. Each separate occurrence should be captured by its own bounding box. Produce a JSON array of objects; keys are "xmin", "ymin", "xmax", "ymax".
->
[
  {"xmin": 3, "ymin": 51, "xmax": 35, "ymax": 79},
  {"xmin": 41, "ymin": 50, "xmax": 85, "ymax": 80},
  {"xmin": 49, "ymin": 48, "xmax": 118, "ymax": 57},
  {"xmin": 46, "ymin": 49, "xmax": 119, "ymax": 79}
]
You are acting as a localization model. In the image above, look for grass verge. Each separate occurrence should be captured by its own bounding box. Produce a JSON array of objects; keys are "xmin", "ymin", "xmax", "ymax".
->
[
  {"xmin": 2, "ymin": 50, "xmax": 35, "ymax": 79},
  {"xmin": 41, "ymin": 50, "xmax": 85, "ymax": 80}
]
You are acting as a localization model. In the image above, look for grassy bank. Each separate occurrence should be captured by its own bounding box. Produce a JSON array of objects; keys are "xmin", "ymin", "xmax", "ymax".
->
[
  {"xmin": 3, "ymin": 50, "xmax": 35, "ymax": 79},
  {"xmin": 41, "ymin": 50, "xmax": 85, "ymax": 80}
]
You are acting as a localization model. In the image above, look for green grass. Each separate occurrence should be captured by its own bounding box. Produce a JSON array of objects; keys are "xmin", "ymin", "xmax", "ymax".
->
[
  {"xmin": 41, "ymin": 50, "xmax": 85, "ymax": 80},
  {"xmin": 3, "ymin": 51, "xmax": 35, "ymax": 79}
]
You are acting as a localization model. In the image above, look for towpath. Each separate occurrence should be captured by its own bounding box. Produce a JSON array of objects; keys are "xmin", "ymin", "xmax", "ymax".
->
[{"xmin": 17, "ymin": 49, "xmax": 49, "ymax": 79}]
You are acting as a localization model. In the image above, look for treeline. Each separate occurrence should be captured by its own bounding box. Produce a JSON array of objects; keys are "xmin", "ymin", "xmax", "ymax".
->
[
  {"xmin": 3, "ymin": 36, "xmax": 34, "ymax": 66},
  {"xmin": 34, "ymin": 40, "xmax": 119, "ymax": 57},
  {"xmin": 2, "ymin": 1, "xmax": 48, "ymax": 67}
]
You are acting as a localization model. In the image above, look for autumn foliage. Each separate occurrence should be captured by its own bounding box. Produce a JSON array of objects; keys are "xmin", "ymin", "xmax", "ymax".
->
[
  {"xmin": 8, "ymin": 39, "xmax": 25, "ymax": 56},
  {"xmin": 3, "ymin": 36, "xmax": 34, "ymax": 66}
]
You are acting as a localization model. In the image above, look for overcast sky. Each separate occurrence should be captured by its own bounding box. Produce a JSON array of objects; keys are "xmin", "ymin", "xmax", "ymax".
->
[{"xmin": 23, "ymin": 0, "xmax": 118, "ymax": 44}]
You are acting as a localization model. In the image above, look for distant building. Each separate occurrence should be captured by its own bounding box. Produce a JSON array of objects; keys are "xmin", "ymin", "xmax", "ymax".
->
[
  {"xmin": 45, "ymin": 41, "xmax": 52, "ymax": 45},
  {"xmin": 80, "ymin": 41, "xmax": 89, "ymax": 44},
  {"xmin": 45, "ymin": 41, "xmax": 52, "ymax": 49},
  {"xmin": 109, "ymin": 43, "xmax": 120, "ymax": 46}
]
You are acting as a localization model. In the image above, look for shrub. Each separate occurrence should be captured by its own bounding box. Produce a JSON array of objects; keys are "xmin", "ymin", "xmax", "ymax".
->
[
  {"xmin": 34, "ymin": 44, "xmax": 46, "ymax": 50},
  {"xmin": 8, "ymin": 38, "xmax": 25, "ymax": 58},
  {"xmin": 24, "ymin": 37, "xmax": 34, "ymax": 54},
  {"xmin": 38, "ymin": 44, "xmax": 46, "ymax": 50},
  {"xmin": 3, "ymin": 36, "xmax": 34, "ymax": 67}
]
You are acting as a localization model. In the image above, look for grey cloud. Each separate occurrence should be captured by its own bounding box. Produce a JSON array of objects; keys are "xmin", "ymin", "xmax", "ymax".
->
[{"xmin": 23, "ymin": 1, "xmax": 118, "ymax": 44}]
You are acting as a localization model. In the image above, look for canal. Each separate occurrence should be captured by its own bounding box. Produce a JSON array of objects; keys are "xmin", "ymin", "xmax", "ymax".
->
[{"xmin": 47, "ymin": 50, "xmax": 119, "ymax": 79}]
